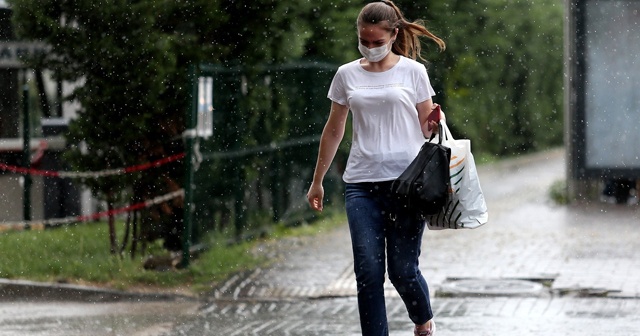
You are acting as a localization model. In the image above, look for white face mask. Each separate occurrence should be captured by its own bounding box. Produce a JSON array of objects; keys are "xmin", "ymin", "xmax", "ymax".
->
[{"xmin": 358, "ymin": 41, "xmax": 392, "ymax": 63}]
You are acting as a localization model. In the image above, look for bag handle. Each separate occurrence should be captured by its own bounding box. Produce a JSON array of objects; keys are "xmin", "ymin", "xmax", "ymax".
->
[
  {"xmin": 440, "ymin": 120, "xmax": 455, "ymax": 141},
  {"xmin": 428, "ymin": 122, "xmax": 445, "ymax": 145}
]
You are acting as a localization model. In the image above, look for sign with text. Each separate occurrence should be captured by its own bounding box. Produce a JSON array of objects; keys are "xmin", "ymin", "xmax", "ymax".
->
[{"xmin": 0, "ymin": 42, "xmax": 49, "ymax": 68}]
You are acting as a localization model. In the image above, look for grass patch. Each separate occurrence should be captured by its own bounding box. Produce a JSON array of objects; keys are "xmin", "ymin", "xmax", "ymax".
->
[
  {"xmin": 549, "ymin": 179, "xmax": 569, "ymax": 205},
  {"xmin": 0, "ymin": 211, "xmax": 346, "ymax": 295}
]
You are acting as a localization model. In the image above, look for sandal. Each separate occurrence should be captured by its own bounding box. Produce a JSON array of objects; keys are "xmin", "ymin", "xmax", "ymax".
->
[{"xmin": 414, "ymin": 320, "xmax": 436, "ymax": 336}]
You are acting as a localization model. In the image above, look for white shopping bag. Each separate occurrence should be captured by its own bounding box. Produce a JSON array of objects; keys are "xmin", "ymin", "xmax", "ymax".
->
[{"xmin": 426, "ymin": 121, "xmax": 488, "ymax": 230}]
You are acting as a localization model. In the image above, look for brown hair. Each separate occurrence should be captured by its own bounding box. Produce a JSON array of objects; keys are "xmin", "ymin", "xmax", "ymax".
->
[{"xmin": 357, "ymin": 1, "xmax": 445, "ymax": 61}]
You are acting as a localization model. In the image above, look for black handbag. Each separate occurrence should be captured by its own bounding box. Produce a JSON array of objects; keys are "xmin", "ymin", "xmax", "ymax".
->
[{"xmin": 391, "ymin": 123, "xmax": 451, "ymax": 217}]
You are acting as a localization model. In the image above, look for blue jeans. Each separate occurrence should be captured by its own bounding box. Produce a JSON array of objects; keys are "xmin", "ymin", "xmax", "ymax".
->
[{"xmin": 345, "ymin": 182, "xmax": 433, "ymax": 336}]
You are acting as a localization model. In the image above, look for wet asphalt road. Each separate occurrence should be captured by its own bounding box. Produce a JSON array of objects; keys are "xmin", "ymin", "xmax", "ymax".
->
[
  {"xmin": 2, "ymin": 148, "xmax": 640, "ymax": 335},
  {"xmin": 0, "ymin": 301, "xmax": 197, "ymax": 336}
]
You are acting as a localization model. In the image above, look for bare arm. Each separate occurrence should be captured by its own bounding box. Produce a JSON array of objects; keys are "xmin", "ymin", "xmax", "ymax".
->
[{"xmin": 307, "ymin": 101, "xmax": 349, "ymax": 211}]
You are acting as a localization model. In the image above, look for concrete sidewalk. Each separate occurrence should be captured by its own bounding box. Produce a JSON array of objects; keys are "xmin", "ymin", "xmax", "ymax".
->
[
  {"xmin": 210, "ymin": 148, "xmax": 640, "ymax": 301},
  {"xmin": 173, "ymin": 147, "xmax": 640, "ymax": 335}
]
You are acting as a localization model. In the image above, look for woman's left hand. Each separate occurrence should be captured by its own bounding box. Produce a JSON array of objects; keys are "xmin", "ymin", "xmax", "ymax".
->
[{"xmin": 428, "ymin": 103, "xmax": 440, "ymax": 133}]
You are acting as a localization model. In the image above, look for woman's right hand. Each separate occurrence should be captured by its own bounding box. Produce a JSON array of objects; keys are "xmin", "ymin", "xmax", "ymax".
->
[{"xmin": 307, "ymin": 182, "xmax": 325, "ymax": 212}]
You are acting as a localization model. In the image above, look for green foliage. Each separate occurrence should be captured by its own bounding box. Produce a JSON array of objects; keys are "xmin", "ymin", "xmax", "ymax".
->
[
  {"xmin": 7, "ymin": 0, "xmax": 230, "ymax": 252},
  {"xmin": 7, "ymin": 1, "xmax": 362, "ymax": 246},
  {"xmin": 214, "ymin": 0, "xmax": 361, "ymax": 65},
  {"xmin": 185, "ymin": 0, "xmax": 362, "ymax": 238},
  {"xmin": 6, "ymin": 0, "xmax": 565, "ymax": 255},
  {"xmin": 191, "ymin": 63, "xmax": 342, "ymax": 239},
  {"xmin": 8, "ymin": 0, "xmax": 226, "ymax": 200},
  {"xmin": 549, "ymin": 179, "xmax": 569, "ymax": 205},
  {"xmin": 414, "ymin": 0, "xmax": 565, "ymax": 156},
  {"xmin": 301, "ymin": 1, "xmax": 362, "ymax": 63}
]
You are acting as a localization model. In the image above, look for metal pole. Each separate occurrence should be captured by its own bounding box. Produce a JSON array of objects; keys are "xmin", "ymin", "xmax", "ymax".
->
[
  {"xmin": 180, "ymin": 64, "xmax": 198, "ymax": 268},
  {"xmin": 22, "ymin": 79, "xmax": 32, "ymax": 222}
]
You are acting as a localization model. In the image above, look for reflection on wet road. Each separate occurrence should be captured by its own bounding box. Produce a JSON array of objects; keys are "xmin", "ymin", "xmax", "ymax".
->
[{"xmin": 0, "ymin": 301, "xmax": 197, "ymax": 336}]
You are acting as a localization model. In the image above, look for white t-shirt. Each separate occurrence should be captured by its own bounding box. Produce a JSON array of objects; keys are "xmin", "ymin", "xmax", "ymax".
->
[{"xmin": 327, "ymin": 56, "xmax": 436, "ymax": 183}]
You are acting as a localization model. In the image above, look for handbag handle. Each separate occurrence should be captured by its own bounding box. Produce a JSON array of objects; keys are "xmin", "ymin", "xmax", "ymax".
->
[{"xmin": 428, "ymin": 121, "xmax": 445, "ymax": 145}]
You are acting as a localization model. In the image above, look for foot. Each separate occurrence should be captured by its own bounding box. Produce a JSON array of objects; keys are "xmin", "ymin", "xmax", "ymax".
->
[{"xmin": 414, "ymin": 320, "xmax": 436, "ymax": 336}]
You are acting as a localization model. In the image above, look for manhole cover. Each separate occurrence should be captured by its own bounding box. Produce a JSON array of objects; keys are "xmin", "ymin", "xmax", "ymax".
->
[{"xmin": 439, "ymin": 279, "xmax": 544, "ymax": 297}]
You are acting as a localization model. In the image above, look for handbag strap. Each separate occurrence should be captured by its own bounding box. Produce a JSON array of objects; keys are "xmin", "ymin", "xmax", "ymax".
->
[{"xmin": 428, "ymin": 122, "xmax": 445, "ymax": 145}]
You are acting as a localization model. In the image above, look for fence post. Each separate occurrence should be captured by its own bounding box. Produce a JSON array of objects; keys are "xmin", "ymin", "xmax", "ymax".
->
[
  {"xmin": 180, "ymin": 64, "xmax": 198, "ymax": 268},
  {"xmin": 22, "ymin": 79, "xmax": 31, "ymax": 222}
]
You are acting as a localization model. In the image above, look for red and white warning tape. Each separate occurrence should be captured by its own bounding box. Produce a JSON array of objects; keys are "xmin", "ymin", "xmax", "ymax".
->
[
  {"xmin": 0, "ymin": 189, "xmax": 184, "ymax": 233},
  {"xmin": 0, "ymin": 153, "xmax": 185, "ymax": 179}
]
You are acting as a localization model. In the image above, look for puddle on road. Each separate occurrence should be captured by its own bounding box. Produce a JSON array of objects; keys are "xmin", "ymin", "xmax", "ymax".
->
[{"xmin": 437, "ymin": 278, "xmax": 546, "ymax": 297}]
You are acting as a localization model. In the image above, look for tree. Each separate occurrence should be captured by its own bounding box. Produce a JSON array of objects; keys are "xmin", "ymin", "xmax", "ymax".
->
[
  {"xmin": 407, "ymin": 0, "xmax": 564, "ymax": 157},
  {"xmin": 9, "ymin": 0, "xmax": 226, "ymax": 255},
  {"xmin": 8, "ymin": 0, "xmax": 363, "ymax": 253},
  {"xmin": 189, "ymin": 0, "xmax": 362, "ymax": 236}
]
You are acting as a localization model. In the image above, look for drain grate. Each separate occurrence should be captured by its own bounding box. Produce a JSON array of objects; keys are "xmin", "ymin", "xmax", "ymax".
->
[{"xmin": 438, "ymin": 279, "xmax": 545, "ymax": 297}]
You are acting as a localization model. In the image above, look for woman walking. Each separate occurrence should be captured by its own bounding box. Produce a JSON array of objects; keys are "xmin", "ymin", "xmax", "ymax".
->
[{"xmin": 306, "ymin": 1, "xmax": 445, "ymax": 335}]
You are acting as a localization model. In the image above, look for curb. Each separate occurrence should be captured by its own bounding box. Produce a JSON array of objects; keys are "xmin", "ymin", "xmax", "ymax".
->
[{"xmin": 0, "ymin": 278, "xmax": 199, "ymax": 303}]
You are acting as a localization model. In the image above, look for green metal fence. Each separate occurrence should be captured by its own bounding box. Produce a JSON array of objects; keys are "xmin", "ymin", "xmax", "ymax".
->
[{"xmin": 181, "ymin": 61, "xmax": 344, "ymax": 266}]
